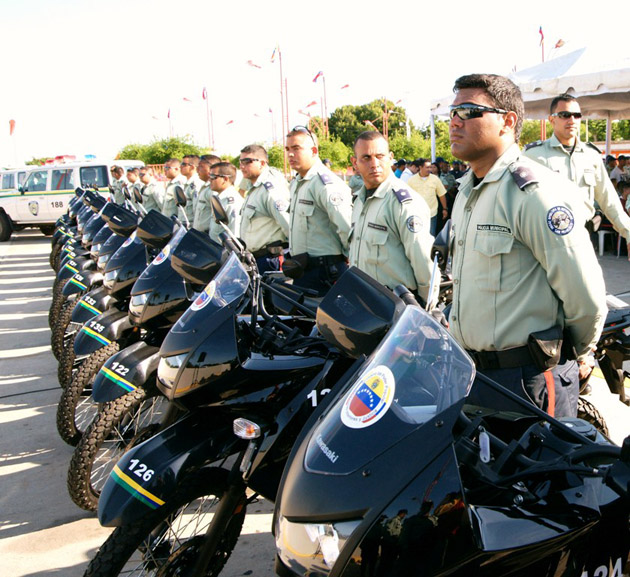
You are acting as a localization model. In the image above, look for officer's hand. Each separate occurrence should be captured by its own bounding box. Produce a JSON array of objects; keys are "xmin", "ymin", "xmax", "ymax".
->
[
  {"xmin": 430, "ymin": 308, "xmax": 449, "ymax": 329},
  {"xmin": 578, "ymin": 355, "xmax": 595, "ymax": 381}
]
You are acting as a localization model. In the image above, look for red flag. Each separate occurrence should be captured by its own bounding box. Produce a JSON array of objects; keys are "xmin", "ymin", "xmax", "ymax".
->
[
  {"xmin": 268, "ymin": 107, "xmax": 273, "ymax": 113},
  {"xmin": 183, "ymin": 97, "xmax": 192, "ymax": 102},
  {"xmin": 539, "ymin": 26, "xmax": 544, "ymax": 46},
  {"xmin": 226, "ymin": 120, "xmax": 234, "ymax": 125},
  {"xmin": 340, "ymin": 84, "xmax": 349, "ymax": 89},
  {"xmin": 167, "ymin": 109, "xmax": 171, "ymax": 119},
  {"xmin": 312, "ymin": 70, "xmax": 324, "ymax": 83},
  {"xmin": 305, "ymin": 100, "xmax": 317, "ymax": 108},
  {"xmin": 9, "ymin": 119, "xmax": 15, "ymax": 136},
  {"xmin": 555, "ymin": 39, "xmax": 565, "ymax": 48},
  {"xmin": 247, "ymin": 60, "xmax": 262, "ymax": 69},
  {"xmin": 202, "ymin": 87, "xmax": 208, "ymax": 100}
]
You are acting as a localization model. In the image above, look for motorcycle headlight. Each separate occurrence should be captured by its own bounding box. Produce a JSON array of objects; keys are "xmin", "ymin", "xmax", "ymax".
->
[
  {"xmin": 103, "ymin": 269, "xmax": 119, "ymax": 289},
  {"xmin": 97, "ymin": 253, "xmax": 112, "ymax": 270},
  {"xmin": 90, "ymin": 243, "xmax": 102, "ymax": 258},
  {"xmin": 157, "ymin": 354, "xmax": 188, "ymax": 394},
  {"xmin": 275, "ymin": 515, "xmax": 361, "ymax": 573},
  {"xmin": 129, "ymin": 292, "xmax": 150, "ymax": 317}
]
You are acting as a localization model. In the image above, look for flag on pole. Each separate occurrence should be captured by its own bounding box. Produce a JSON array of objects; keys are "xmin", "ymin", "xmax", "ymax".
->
[
  {"xmin": 312, "ymin": 70, "xmax": 324, "ymax": 83},
  {"xmin": 202, "ymin": 87, "xmax": 208, "ymax": 100},
  {"xmin": 539, "ymin": 26, "xmax": 544, "ymax": 46},
  {"xmin": 183, "ymin": 97, "xmax": 192, "ymax": 102},
  {"xmin": 270, "ymin": 44, "xmax": 279, "ymax": 63},
  {"xmin": 340, "ymin": 84, "xmax": 350, "ymax": 90},
  {"xmin": 305, "ymin": 100, "xmax": 317, "ymax": 108},
  {"xmin": 9, "ymin": 119, "xmax": 15, "ymax": 136},
  {"xmin": 247, "ymin": 60, "xmax": 262, "ymax": 69},
  {"xmin": 226, "ymin": 120, "xmax": 234, "ymax": 125},
  {"xmin": 167, "ymin": 109, "xmax": 171, "ymax": 119},
  {"xmin": 268, "ymin": 107, "xmax": 273, "ymax": 113},
  {"xmin": 555, "ymin": 39, "xmax": 565, "ymax": 48}
]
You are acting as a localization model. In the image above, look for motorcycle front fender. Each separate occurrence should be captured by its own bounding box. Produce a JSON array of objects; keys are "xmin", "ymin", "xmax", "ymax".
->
[
  {"xmin": 74, "ymin": 308, "xmax": 134, "ymax": 358},
  {"xmin": 98, "ymin": 408, "xmax": 246, "ymax": 527},
  {"xmin": 57, "ymin": 257, "xmax": 94, "ymax": 282},
  {"xmin": 62, "ymin": 270, "xmax": 103, "ymax": 297},
  {"xmin": 71, "ymin": 286, "xmax": 117, "ymax": 325},
  {"xmin": 92, "ymin": 341, "xmax": 160, "ymax": 403}
]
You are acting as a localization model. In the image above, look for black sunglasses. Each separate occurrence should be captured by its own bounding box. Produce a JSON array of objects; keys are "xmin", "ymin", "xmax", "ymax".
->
[
  {"xmin": 209, "ymin": 174, "xmax": 229, "ymax": 180},
  {"xmin": 239, "ymin": 158, "xmax": 262, "ymax": 165},
  {"xmin": 551, "ymin": 111, "xmax": 582, "ymax": 119},
  {"xmin": 449, "ymin": 103, "xmax": 509, "ymax": 121}
]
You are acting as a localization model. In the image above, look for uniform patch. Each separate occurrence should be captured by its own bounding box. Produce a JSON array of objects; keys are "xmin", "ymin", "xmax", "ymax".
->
[
  {"xmin": 477, "ymin": 224, "xmax": 512, "ymax": 234},
  {"xmin": 329, "ymin": 192, "xmax": 343, "ymax": 206},
  {"xmin": 406, "ymin": 215, "xmax": 422, "ymax": 233},
  {"xmin": 341, "ymin": 365, "xmax": 395, "ymax": 429},
  {"xmin": 367, "ymin": 222, "xmax": 387, "ymax": 232},
  {"xmin": 524, "ymin": 140, "xmax": 543, "ymax": 150},
  {"xmin": 318, "ymin": 172, "xmax": 333, "ymax": 185},
  {"xmin": 510, "ymin": 164, "xmax": 539, "ymax": 190},
  {"xmin": 298, "ymin": 199, "xmax": 314, "ymax": 205},
  {"xmin": 263, "ymin": 181, "xmax": 274, "ymax": 191},
  {"xmin": 226, "ymin": 196, "xmax": 234, "ymax": 205},
  {"xmin": 393, "ymin": 188, "xmax": 413, "ymax": 203},
  {"xmin": 546, "ymin": 206, "xmax": 574, "ymax": 235},
  {"xmin": 274, "ymin": 199, "xmax": 289, "ymax": 212}
]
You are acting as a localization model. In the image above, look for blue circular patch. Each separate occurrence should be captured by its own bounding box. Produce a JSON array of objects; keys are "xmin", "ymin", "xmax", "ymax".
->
[
  {"xmin": 406, "ymin": 215, "xmax": 422, "ymax": 233},
  {"xmin": 546, "ymin": 206, "xmax": 574, "ymax": 235}
]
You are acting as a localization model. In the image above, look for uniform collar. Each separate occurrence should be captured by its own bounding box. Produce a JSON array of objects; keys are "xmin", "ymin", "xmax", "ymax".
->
[
  {"xmin": 252, "ymin": 166, "xmax": 272, "ymax": 187},
  {"xmin": 548, "ymin": 133, "xmax": 586, "ymax": 153},
  {"xmin": 218, "ymin": 185, "xmax": 238, "ymax": 199},
  {"xmin": 459, "ymin": 143, "xmax": 521, "ymax": 196},
  {"xmin": 296, "ymin": 158, "xmax": 325, "ymax": 183},
  {"xmin": 357, "ymin": 172, "xmax": 398, "ymax": 202}
]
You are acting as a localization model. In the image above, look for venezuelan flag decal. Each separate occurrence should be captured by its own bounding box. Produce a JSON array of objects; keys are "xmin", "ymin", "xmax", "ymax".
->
[
  {"xmin": 100, "ymin": 366, "xmax": 137, "ymax": 392},
  {"xmin": 78, "ymin": 300, "xmax": 101, "ymax": 315},
  {"xmin": 81, "ymin": 326, "xmax": 112, "ymax": 346},
  {"xmin": 341, "ymin": 365, "xmax": 395, "ymax": 429},
  {"xmin": 191, "ymin": 280, "xmax": 216, "ymax": 311},
  {"xmin": 111, "ymin": 465, "xmax": 164, "ymax": 510}
]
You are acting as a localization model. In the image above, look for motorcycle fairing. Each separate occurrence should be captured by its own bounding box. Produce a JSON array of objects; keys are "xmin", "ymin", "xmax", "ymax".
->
[
  {"xmin": 71, "ymin": 286, "xmax": 117, "ymax": 325},
  {"xmin": 92, "ymin": 341, "xmax": 161, "ymax": 403},
  {"xmin": 62, "ymin": 270, "xmax": 103, "ymax": 297},
  {"xmin": 57, "ymin": 256, "xmax": 96, "ymax": 282},
  {"xmin": 73, "ymin": 308, "xmax": 134, "ymax": 357},
  {"xmin": 97, "ymin": 408, "xmax": 246, "ymax": 526}
]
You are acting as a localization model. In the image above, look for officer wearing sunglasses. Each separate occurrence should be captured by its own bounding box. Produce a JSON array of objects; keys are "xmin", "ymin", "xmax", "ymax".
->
[
  {"xmin": 523, "ymin": 93, "xmax": 630, "ymax": 259},
  {"xmin": 448, "ymin": 74, "xmax": 606, "ymax": 420}
]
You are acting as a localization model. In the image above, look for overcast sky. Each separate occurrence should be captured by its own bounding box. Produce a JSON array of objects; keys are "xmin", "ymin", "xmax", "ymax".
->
[{"xmin": 0, "ymin": 0, "xmax": 623, "ymax": 165}]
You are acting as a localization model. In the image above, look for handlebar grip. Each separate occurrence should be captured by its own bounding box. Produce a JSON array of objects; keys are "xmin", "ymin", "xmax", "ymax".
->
[{"xmin": 393, "ymin": 285, "xmax": 419, "ymax": 307}]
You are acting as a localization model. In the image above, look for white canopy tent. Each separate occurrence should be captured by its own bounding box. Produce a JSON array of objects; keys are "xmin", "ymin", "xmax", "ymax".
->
[{"xmin": 429, "ymin": 47, "xmax": 630, "ymax": 158}]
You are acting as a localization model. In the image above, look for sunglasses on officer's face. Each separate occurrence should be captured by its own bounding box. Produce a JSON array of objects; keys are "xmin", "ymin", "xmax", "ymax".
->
[
  {"xmin": 449, "ymin": 103, "xmax": 509, "ymax": 121},
  {"xmin": 551, "ymin": 111, "xmax": 582, "ymax": 119}
]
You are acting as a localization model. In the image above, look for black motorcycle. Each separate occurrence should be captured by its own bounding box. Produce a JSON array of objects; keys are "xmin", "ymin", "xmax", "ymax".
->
[{"xmin": 273, "ymin": 273, "xmax": 630, "ymax": 577}]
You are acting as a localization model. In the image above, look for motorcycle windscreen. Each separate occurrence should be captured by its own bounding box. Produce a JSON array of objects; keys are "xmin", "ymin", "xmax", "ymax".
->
[
  {"xmin": 131, "ymin": 225, "xmax": 186, "ymax": 288},
  {"xmin": 160, "ymin": 252, "xmax": 250, "ymax": 354},
  {"xmin": 304, "ymin": 306, "xmax": 475, "ymax": 475}
]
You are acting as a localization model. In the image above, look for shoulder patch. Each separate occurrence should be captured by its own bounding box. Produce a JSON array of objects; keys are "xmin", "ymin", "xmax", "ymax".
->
[
  {"xmin": 263, "ymin": 181, "xmax": 274, "ymax": 191},
  {"xmin": 393, "ymin": 188, "xmax": 413, "ymax": 203},
  {"xmin": 586, "ymin": 142, "xmax": 602, "ymax": 153},
  {"xmin": 546, "ymin": 206, "xmax": 574, "ymax": 235},
  {"xmin": 318, "ymin": 172, "xmax": 334, "ymax": 185},
  {"xmin": 524, "ymin": 140, "xmax": 543, "ymax": 151},
  {"xmin": 509, "ymin": 163, "xmax": 539, "ymax": 190}
]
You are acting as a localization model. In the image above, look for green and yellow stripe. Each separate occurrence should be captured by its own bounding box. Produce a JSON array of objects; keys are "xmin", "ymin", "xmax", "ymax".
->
[
  {"xmin": 80, "ymin": 326, "xmax": 112, "ymax": 346},
  {"xmin": 99, "ymin": 366, "xmax": 137, "ymax": 392},
  {"xmin": 111, "ymin": 465, "xmax": 165, "ymax": 510}
]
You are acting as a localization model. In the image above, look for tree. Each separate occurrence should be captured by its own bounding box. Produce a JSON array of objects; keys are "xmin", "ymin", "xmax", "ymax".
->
[{"xmin": 118, "ymin": 136, "xmax": 211, "ymax": 165}]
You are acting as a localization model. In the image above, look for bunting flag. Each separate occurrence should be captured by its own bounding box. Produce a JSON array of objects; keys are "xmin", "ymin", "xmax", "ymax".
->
[
  {"xmin": 268, "ymin": 107, "xmax": 273, "ymax": 113},
  {"xmin": 539, "ymin": 26, "xmax": 544, "ymax": 46},
  {"xmin": 298, "ymin": 110, "xmax": 311, "ymax": 117},
  {"xmin": 183, "ymin": 97, "xmax": 192, "ymax": 102},
  {"xmin": 270, "ymin": 44, "xmax": 279, "ymax": 63},
  {"xmin": 340, "ymin": 84, "xmax": 350, "ymax": 90},
  {"xmin": 247, "ymin": 60, "xmax": 262, "ymax": 69},
  {"xmin": 555, "ymin": 39, "xmax": 565, "ymax": 48},
  {"xmin": 167, "ymin": 109, "xmax": 171, "ymax": 119},
  {"xmin": 312, "ymin": 70, "xmax": 324, "ymax": 83},
  {"xmin": 9, "ymin": 119, "xmax": 15, "ymax": 136},
  {"xmin": 226, "ymin": 120, "xmax": 234, "ymax": 125},
  {"xmin": 305, "ymin": 100, "xmax": 317, "ymax": 108},
  {"xmin": 202, "ymin": 87, "xmax": 208, "ymax": 100}
]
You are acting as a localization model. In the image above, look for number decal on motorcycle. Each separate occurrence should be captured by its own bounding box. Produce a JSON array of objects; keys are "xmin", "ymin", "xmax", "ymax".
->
[
  {"xmin": 581, "ymin": 558, "xmax": 623, "ymax": 577},
  {"xmin": 110, "ymin": 362, "xmax": 130, "ymax": 376},
  {"xmin": 89, "ymin": 321, "xmax": 105, "ymax": 333},
  {"xmin": 83, "ymin": 296, "xmax": 96, "ymax": 306},
  {"xmin": 128, "ymin": 459, "xmax": 155, "ymax": 482},
  {"xmin": 307, "ymin": 388, "xmax": 331, "ymax": 408}
]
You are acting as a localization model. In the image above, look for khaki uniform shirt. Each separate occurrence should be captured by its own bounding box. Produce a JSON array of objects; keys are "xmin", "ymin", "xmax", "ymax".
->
[
  {"xmin": 523, "ymin": 134, "xmax": 630, "ymax": 242},
  {"xmin": 179, "ymin": 174, "xmax": 203, "ymax": 224},
  {"xmin": 349, "ymin": 173, "xmax": 437, "ymax": 304},
  {"xmin": 450, "ymin": 144, "xmax": 607, "ymax": 361},
  {"xmin": 407, "ymin": 173, "xmax": 447, "ymax": 217},
  {"xmin": 208, "ymin": 185, "xmax": 244, "ymax": 244},
  {"xmin": 289, "ymin": 159, "xmax": 352, "ymax": 257},
  {"xmin": 112, "ymin": 176, "xmax": 129, "ymax": 205},
  {"xmin": 141, "ymin": 180, "xmax": 165, "ymax": 213},
  {"xmin": 192, "ymin": 182, "xmax": 214, "ymax": 233},
  {"xmin": 239, "ymin": 166, "xmax": 290, "ymax": 253},
  {"xmin": 161, "ymin": 174, "xmax": 187, "ymax": 218}
]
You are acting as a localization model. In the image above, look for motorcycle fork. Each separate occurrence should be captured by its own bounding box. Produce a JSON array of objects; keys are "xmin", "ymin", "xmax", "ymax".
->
[{"xmin": 189, "ymin": 458, "xmax": 248, "ymax": 576}]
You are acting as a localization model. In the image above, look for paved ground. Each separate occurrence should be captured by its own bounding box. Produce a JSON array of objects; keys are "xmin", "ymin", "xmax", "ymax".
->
[{"xmin": 0, "ymin": 229, "xmax": 629, "ymax": 577}]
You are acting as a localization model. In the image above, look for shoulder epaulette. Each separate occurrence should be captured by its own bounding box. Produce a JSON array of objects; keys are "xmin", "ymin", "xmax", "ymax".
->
[
  {"xmin": 509, "ymin": 163, "xmax": 539, "ymax": 190},
  {"xmin": 263, "ymin": 181, "xmax": 274, "ymax": 191},
  {"xmin": 524, "ymin": 140, "xmax": 544, "ymax": 151},
  {"xmin": 586, "ymin": 142, "xmax": 602, "ymax": 153},
  {"xmin": 393, "ymin": 187, "xmax": 413, "ymax": 203},
  {"xmin": 318, "ymin": 172, "xmax": 333, "ymax": 185}
]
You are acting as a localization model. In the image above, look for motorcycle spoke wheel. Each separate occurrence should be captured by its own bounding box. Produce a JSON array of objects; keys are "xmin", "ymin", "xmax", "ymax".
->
[{"xmin": 83, "ymin": 469, "xmax": 245, "ymax": 577}]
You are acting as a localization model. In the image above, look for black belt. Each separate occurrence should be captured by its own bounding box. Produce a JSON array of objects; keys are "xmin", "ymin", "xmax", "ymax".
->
[
  {"xmin": 466, "ymin": 345, "xmax": 534, "ymax": 370},
  {"xmin": 252, "ymin": 243, "xmax": 288, "ymax": 259},
  {"xmin": 305, "ymin": 254, "xmax": 346, "ymax": 270}
]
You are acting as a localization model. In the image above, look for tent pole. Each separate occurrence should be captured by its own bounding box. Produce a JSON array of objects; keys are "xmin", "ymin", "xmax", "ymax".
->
[
  {"xmin": 606, "ymin": 116, "xmax": 612, "ymax": 156},
  {"xmin": 430, "ymin": 114, "xmax": 436, "ymax": 162}
]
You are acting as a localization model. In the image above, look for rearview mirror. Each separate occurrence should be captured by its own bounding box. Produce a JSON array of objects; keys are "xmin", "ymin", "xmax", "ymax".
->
[
  {"xmin": 174, "ymin": 185, "xmax": 186, "ymax": 207},
  {"xmin": 211, "ymin": 194, "xmax": 228, "ymax": 224},
  {"xmin": 431, "ymin": 219, "xmax": 451, "ymax": 271},
  {"xmin": 134, "ymin": 186, "xmax": 143, "ymax": 204}
]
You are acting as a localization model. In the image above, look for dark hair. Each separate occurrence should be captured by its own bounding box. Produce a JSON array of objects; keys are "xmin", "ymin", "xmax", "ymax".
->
[
  {"xmin": 550, "ymin": 93, "xmax": 578, "ymax": 115},
  {"xmin": 126, "ymin": 167, "xmax": 139, "ymax": 175},
  {"xmin": 353, "ymin": 130, "xmax": 388, "ymax": 152},
  {"xmin": 453, "ymin": 74, "xmax": 524, "ymax": 142},
  {"xmin": 199, "ymin": 154, "xmax": 221, "ymax": 166},
  {"xmin": 183, "ymin": 154, "xmax": 200, "ymax": 166},
  {"xmin": 211, "ymin": 161, "xmax": 237, "ymax": 184},
  {"xmin": 240, "ymin": 144, "xmax": 268, "ymax": 161},
  {"xmin": 165, "ymin": 158, "xmax": 181, "ymax": 167}
]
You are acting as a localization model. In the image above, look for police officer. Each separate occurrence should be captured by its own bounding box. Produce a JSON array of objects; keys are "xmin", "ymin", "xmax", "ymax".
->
[
  {"xmin": 349, "ymin": 131, "xmax": 437, "ymax": 306},
  {"xmin": 448, "ymin": 73, "xmax": 607, "ymax": 418},
  {"xmin": 138, "ymin": 167, "xmax": 165, "ymax": 213},
  {"xmin": 208, "ymin": 162, "xmax": 243, "ymax": 244},
  {"xmin": 161, "ymin": 158, "xmax": 187, "ymax": 218},
  {"xmin": 192, "ymin": 154, "xmax": 221, "ymax": 233},
  {"xmin": 284, "ymin": 126, "xmax": 352, "ymax": 296},
  {"xmin": 179, "ymin": 154, "xmax": 203, "ymax": 224},
  {"xmin": 238, "ymin": 144, "xmax": 290, "ymax": 273},
  {"xmin": 110, "ymin": 165, "xmax": 128, "ymax": 205},
  {"xmin": 523, "ymin": 93, "xmax": 630, "ymax": 256}
]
